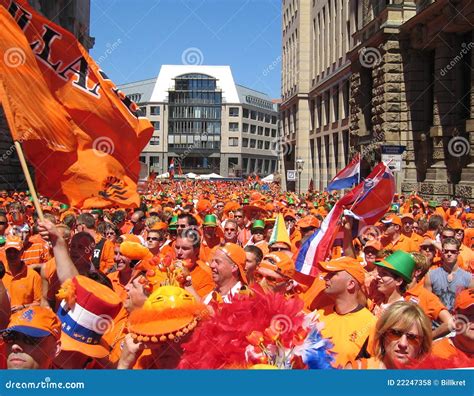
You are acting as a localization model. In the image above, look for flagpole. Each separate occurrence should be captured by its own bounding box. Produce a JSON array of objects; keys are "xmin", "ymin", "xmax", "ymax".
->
[{"xmin": 0, "ymin": 81, "xmax": 44, "ymax": 221}]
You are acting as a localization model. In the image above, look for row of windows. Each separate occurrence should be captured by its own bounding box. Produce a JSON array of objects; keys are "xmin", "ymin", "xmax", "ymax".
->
[
  {"xmin": 175, "ymin": 77, "xmax": 217, "ymax": 91},
  {"xmin": 242, "ymin": 108, "xmax": 278, "ymax": 124},
  {"xmin": 169, "ymin": 106, "xmax": 221, "ymax": 120},
  {"xmin": 169, "ymin": 121, "xmax": 221, "ymax": 134},
  {"xmin": 140, "ymin": 105, "xmax": 160, "ymax": 116},
  {"xmin": 242, "ymin": 158, "xmax": 277, "ymax": 174},
  {"xmin": 242, "ymin": 123, "xmax": 277, "ymax": 137},
  {"xmin": 151, "ymin": 121, "xmax": 160, "ymax": 130},
  {"xmin": 242, "ymin": 138, "xmax": 276, "ymax": 151},
  {"xmin": 169, "ymin": 92, "xmax": 222, "ymax": 105},
  {"xmin": 229, "ymin": 107, "xmax": 239, "ymax": 117},
  {"xmin": 169, "ymin": 135, "xmax": 221, "ymax": 144},
  {"xmin": 169, "ymin": 142, "xmax": 220, "ymax": 150}
]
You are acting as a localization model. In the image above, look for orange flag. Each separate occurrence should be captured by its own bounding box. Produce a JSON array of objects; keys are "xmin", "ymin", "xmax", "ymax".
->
[{"xmin": 0, "ymin": 1, "xmax": 153, "ymax": 208}]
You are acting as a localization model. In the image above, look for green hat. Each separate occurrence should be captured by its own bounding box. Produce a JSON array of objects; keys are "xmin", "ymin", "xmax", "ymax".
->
[
  {"xmin": 375, "ymin": 250, "xmax": 415, "ymax": 283},
  {"xmin": 91, "ymin": 209, "xmax": 103, "ymax": 216},
  {"xmin": 169, "ymin": 215, "xmax": 178, "ymax": 230},
  {"xmin": 176, "ymin": 197, "xmax": 182, "ymax": 205},
  {"xmin": 428, "ymin": 200, "xmax": 437, "ymax": 208},
  {"xmin": 0, "ymin": 236, "xmax": 5, "ymax": 245},
  {"xmin": 390, "ymin": 204, "xmax": 399, "ymax": 212},
  {"xmin": 243, "ymin": 198, "xmax": 249, "ymax": 205},
  {"xmin": 251, "ymin": 219, "xmax": 265, "ymax": 230},
  {"xmin": 287, "ymin": 197, "xmax": 295, "ymax": 205},
  {"xmin": 203, "ymin": 214, "xmax": 217, "ymax": 227},
  {"xmin": 60, "ymin": 203, "xmax": 69, "ymax": 210}
]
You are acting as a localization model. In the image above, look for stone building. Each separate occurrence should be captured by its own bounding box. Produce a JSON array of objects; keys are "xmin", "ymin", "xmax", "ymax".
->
[
  {"xmin": 0, "ymin": 0, "xmax": 93, "ymax": 191},
  {"xmin": 281, "ymin": 0, "xmax": 473, "ymax": 199},
  {"xmin": 348, "ymin": 0, "xmax": 473, "ymax": 200}
]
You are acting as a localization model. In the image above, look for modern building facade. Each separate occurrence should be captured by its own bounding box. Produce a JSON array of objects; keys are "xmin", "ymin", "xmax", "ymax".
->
[
  {"xmin": 281, "ymin": 0, "xmax": 473, "ymax": 200},
  {"xmin": 120, "ymin": 65, "xmax": 279, "ymax": 177},
  {"xmin": 0, "ymin": 0, "xmax": 94, "ymax": 191}
]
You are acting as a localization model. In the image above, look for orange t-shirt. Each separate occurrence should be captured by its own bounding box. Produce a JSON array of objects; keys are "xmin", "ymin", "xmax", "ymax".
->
[
  {"xmin": 42, "ymin": 257, "xmax": 60, "ymax": 304},
  {"xmin": 404, "ymin": 281, "xmax": 446, "ymax": 321},
  {"xmin": 94, "ymin": 236, "xmax": 115, "ymax": 273},
  {"xmin": 107, "ymin": 271, "xmax": 128, "ymax": 302},
  {"xmin": 3, "ymin": 263, "xmax": 42, "ymax": 308},
  {"xmin": 21, "ymin": 234, "xmax": 51, "ymax": 267},
  {"xmin": 431, "ymin": 337, "xmax": 473, "ymax": 361},
  {"xmin": 381, "ymin": 234, "xmax": 418, "ymax": 253}
]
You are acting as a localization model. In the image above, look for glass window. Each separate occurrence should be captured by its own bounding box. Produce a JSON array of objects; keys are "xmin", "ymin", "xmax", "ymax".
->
[
  {"xmin": 271, "ymin": 115, "xmax": 277, "ymax": 124},
  {"xmin": 258, "ymin": 140, "xmax": 263, "ymax": 149},
  {"xmin": 250, "ymin": 125, "xmax": 256, "ymax": 134},
  {"xmin": 265, "ymin": 128, "xmax": 270, "ymax": 136},
  {"xmin": 243, "ymin": 157, "xmax": 249, "ymax": 171},
  {"xmin": 243, "ymin": 123, "xmax": 249, "ymax": 132},
  {"xmin": 140, "ymin": 107, "xmax": 147, "ymax": 116},
  {"xmin": 229, "ymin": 107, "xmax": 239, "ymax": 117},
  {"xmin": 150, "ymin": 106, "xmax": 160, "ymax": 115},
  {"xmin": 258, "ymin": 112, "xmax": 264, "ymax": 121},
  {"xmin": 250, "ymin": 139, "xmax": 256, "ymax": 148},
  {"xmin": 168, "ymin": 135, "xmax": 174, "ymax": 144},
  {"xmin": 264, "ymin": 141, "xmax": 270, "ymax": 150},
  {"xmin": 229, "ymin": 122, "xmax": 239, "ymax": 132},
  {"xmin": 150, "ymin": 136, "xmax": 160, "ymax": 145},
  {"xmin": 243, "ymin": 138, "xmax": 249, "ymax": 147},
  {"xmin": 265, "ymin": 114, "xmax": 271, "ymax": 123},
  {"xmin": 243, "ymin": 108, "xmax": 249, "ymax": 118},
  {"xmin": 229, "ymin": 137, "xmax": 239, "ymax": 147},
  {"xmin": 250, "ymin": 111, "xmax": 257, "ymax": 120},
  {"xmin": 271, "ymin": 129, "xmax": 277, "ymax": 137},
  {"xmin": 258, "ymin": 126, "xmax": 263, "ymax": 135},
  {"xmin": 152, "ymin": 121, "xmax": 160, "ymax": 130}
]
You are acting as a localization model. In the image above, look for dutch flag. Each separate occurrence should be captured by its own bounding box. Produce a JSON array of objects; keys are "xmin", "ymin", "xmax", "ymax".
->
[{"xmin": 327, "ymin": 154, "xmax": 360, "ymax": 191}]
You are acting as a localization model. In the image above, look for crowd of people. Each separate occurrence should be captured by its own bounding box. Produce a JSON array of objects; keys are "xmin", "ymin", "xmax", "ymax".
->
[{"xmin": 0, "ymin": 180, "xmax": 472, "ymax": 370}]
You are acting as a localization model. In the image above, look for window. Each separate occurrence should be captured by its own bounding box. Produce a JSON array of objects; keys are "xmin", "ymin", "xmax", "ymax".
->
[
  {"xmin": 152, "ymin": 121, "xmax": 160, "ymax": 130},
  {"xmin": 228, "ymin": 137, "xmax": 239, "ymax": 147},
  {"xmin": 265, "ymin": 114, "xmax": 271, "ymax": 123},
  {"xmin": 243, "ymin": 157, "xmax": 249, "ymax": 171},
  {"xmin": 258, "ymin": 140, "xmax": 263, "ymax": 149},
  {"xmin": 250, "ymin": 111, "xmax": 257, "ymax": 120},
  {"xmin": 229, "ymin": 122, "xmax": 239, "ymax": 132},
  {"xmin": 265, "ymin": 128, "xmax": 270, "ymax": 136},
  {"xmin": 250, "ymin": 139, "xmax": 256, "ymax": 148},
  {"xmin": 258, "ymin": 126, "xmax": 263, "ymax": 135},
  {"xmin": 258, "ymin": 112, "xmax": 264, "ymax": 121},
  {"xmin": 229, "ymin": 107, "xmax": 239, "ymax": 117},
  {"xmin": 243, "ymin": 108, "xmax": 249, "ymax": 118},
  {"xmin": 228, "ymin": 157, "xmax": 239, "ymax": 169},
  {"xmin": 250, "ymin": 125, "xmax": 256, "ymax": 134},
  {"xmin": 243, "ymin": 138, "xmax": 249, "ymax": 147},
  {"xmin": 140, "ymin": 107, "xmax": 147, "ymax": 116},
  {"xmin": 150, "ymin": 156, "xmax": 160, "ymax": 166},
  {"xmin": 150, "ymin": 106, "xmax": 160, "ymax": 115},
  {"xmin": 150, "ymin": 136, "xmax": 160, "ymax": 145},
  {"xmin": 271, "ymin": 115, "xmax": 277, "ymax": 124},
  {"xmin": 243, "ymin": 123, "xmax": 249, "ymax": 132},
  {"xmin": 264, "ymin": 141, "xmax": 270, "ymax": 150},
  {"xmin": 271, "ymin": 129, "xmax": 277, "ymax": 137}
]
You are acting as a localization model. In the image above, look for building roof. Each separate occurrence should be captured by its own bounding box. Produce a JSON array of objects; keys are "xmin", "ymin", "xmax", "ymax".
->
[
  {"xmin": 118, "ymin": 77, "xmax": 157, "ymax": 104},
  {"xmin": 236, "ymin": 84, "xmax": 278, "ymax": 111}
]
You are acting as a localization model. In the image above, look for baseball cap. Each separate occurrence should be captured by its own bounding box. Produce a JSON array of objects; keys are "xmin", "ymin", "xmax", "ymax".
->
[
  {"xmin": 218, "ymin": 243, "xmax": 248, "ymax": 284},
  {"xmin": 454, "ymin": 288, "xmax": 474, "ymax": 311},
  {"xmin": 450, "ymin": 200, "xmax": 458, "ymax": 207},
  {"xmin": 381, "ymin": 215, "xmax": 402, "ymax": 227},
  {"xmin": 319, "ymin": 256, "xmax": 366, "ymax": 286},
  {"xmin": 363, "ymin": 239, "xmax": 382, "ymax": 251},
  {"xmin": 1, "ymin": 306, "xmax": 61, "ymax": 340},
  {"xmin": 259, "ymin": 252, "xmax": 295, "ymax": 279},
  {"xmin": 297, "ymin": 216, "xmax": 320, "ymax": 229},
  {"xmin": 4, "ymin": 235, "xmax": 23, "ymax": 251}
]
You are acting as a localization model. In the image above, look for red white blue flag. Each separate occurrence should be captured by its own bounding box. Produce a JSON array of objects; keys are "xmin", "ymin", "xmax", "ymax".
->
[{"xmin": 327, "ymin": 154, "xmax": 360, "ymax": 191}]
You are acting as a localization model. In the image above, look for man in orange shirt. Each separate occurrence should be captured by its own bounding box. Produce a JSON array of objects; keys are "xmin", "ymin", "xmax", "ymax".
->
[
  {"xmin": 2, "ymin": 236, "xmax": 41, "ymax": 313},
  {"xmin": 21, "ymin": 228, "xmax": 51, "ymax": 272},
  {"xmin": 380, "ymin": 215, "xmax": 418, "ymax": 252},
  {"xmin": 401, "ymin": 214, "xmax": 423, "ymax": 250},
  {"xmin": 431, "ymin": 288, "xmax": 473, "ymax": 362}
]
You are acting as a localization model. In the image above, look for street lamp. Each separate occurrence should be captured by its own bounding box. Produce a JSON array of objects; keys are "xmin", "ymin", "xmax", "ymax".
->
[{"xmin": 296, "ymin": 157, "xmax": 305, "ymax": 195}]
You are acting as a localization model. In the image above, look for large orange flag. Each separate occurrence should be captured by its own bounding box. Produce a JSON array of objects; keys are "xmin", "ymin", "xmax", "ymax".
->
[{"xmin": 0, "ymin": 1, "xmax": 153, "ymax": 208}]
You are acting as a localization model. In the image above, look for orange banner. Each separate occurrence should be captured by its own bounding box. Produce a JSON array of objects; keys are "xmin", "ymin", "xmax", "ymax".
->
[{"xmin": 0, "ymin": 1, "xmax": 153, "ymax": 208}]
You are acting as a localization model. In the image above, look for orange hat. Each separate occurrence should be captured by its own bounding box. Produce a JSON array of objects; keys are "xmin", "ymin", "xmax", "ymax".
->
[
  {"xmin": 223, "ymin": 201, "xmax": 240, "ymax": 214},
  {"xmin": 382, "ymin": 215, "xmax": 402, "ymax": 227},
  {"xmin": 363, "ymin": 240, "xmax": 382, "ymax": 251},
  {"xmin": 319, "ymin": 256, "xmax": 366, "ymax": 286},
  {"xmin": 119, "ymin": 234, "xmax": 142, "ymax": 244},
  {"xmin": 454, "ymin": 288, "xmax": 474, "ymax": 311},
  {"xmin": 283, "ymin": 210, "xmax": 297, "ymax": 220},
  {"xmin": 4, "ymin": 235, "xmax": 23, "ymax": 251},
  {"xmin": 196, "ymin": 199, "xmax": 212, "ymax": 213},
  {"xmin": 128, "ymin": 285, "xmax": 206, "ymax": 343},
  {"xmin": 259, "ymin": 252, "xmax": 295, "ymax": 279},
  {"xmin": 150, "ymin": 222, "xmax": 168, "ymax": 231},
  {"xmin": 401, "ymin": 213, "xmax": 414, "ymax": 221},
  {"xmin": 2, "ymin": 306, "xmax": 61, "ymax": 340},
  {"xmin": 297, "ymin": 215, "xmax": 320, "ymax": 229},
  {"xmin": 120, "ymin": 241, "xmax": 153, "ymax": 261},
  {"xmin": 56, "ymin": 276, "xmax": 122, "ymax": 358},
  {"xmin": 217, "ymin": 243, "xmax": 248, "ymax": 284}
]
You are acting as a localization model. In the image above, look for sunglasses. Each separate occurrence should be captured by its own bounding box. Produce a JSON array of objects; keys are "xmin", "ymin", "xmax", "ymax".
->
[
  {"xmin": 454, "ymin": 229, "xmax": 464, "ymax": 234},
  {"xmin": 421, "ymin": 246, "xmax": 435, "ymax": 252},
  {"xmin": 270, "ymin": 247, "xmax": 288, "ymax": 252},
  {"xmin": 147, "ymin": 237, "xmax": 162, "ymax": 242},
  {"xmin": 251, "ymin": 230, "xmax": 264, "ymax": 235},
  {"xmin": 105, "ymin": 232, "xmax": 116, "ymax": 236},
  {"xmin": 234, "ymin": 215, "xmax": 243, "ymax": 218},
  {"xmin": 224, "ymin": 228, "xmax": 237, "ymax": 232},
  {"xmin": 0, "ymin": 221, "xmax": 7, "ymax": 225},
  {"xmin": 254, "ymin": 271, "xmax": 287, "ymax": 286},
  {"xmin": 443, "ymin": 249, "xmax": 459, "ymax": 254},
  {"xmin": 2, "ymin": 331, "xmax": 45, "ymax": 346},
  {"xmin": 384, "ymin": 328, "xmax": 421, "ymax": 346}
]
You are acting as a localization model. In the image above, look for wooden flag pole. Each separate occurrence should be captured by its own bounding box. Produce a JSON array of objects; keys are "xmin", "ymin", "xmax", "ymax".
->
[
  {"xmin": 14, "ymin": 141, "xmax": 44, "ymax": 222},
  {"xmin": 0, "ymin": 80, "xmax": 44, "ymax": 221}
]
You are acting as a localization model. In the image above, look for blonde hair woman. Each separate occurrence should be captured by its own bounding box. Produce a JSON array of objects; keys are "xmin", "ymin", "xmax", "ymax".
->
[{"xmin": 348, "ymin": 301, "xmax": 432, "ymax": 369}]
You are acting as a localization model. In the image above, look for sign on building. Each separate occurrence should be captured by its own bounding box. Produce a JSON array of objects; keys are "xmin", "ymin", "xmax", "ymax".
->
[
  {"xmin": 287, "ymin": 170, "xmax": 296, "ymax": 181},
  {"xmin": 381, "ymin": 145, "xmax": 406, "ymax": 172}
]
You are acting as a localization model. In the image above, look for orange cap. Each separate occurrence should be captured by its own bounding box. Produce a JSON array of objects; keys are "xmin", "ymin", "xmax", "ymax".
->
[
  {"xmin": 401, "ymin": 213, "xmax": 414, "ymax": 221},
  {"xmin": 196, "ymin": 199, "xmax": 212, "ymax": 213},
  {"xmin": 119, "ymin": 234, "xmax": 142, "ymax": 244},
  {"xmin": 454, "ymin": 288, "xmax": 474, "ymax": 311},
  {"xmin": 217, "ymin": 243, "xmax": 248, "ymax": 284},
  {"xmin": 4, "ymin": 235, "xmax": 23, "ymax": 251},
  {"xmin": 297, "ymin": 215, "xmax": 320, "ymax": 229},
  {"xmin": 150, "ymin": 222, "xmax": 168, "ymax": 231},
  {"xmin": 363, "ymin": 239, "xmax": 382, "ymax": 251},
  {"xmin": 382, "ymin": 215, "xmax": 402, "ymax": 227},
  {"xmin": 3, "ymin": 306, "xmax": 61, "ymax": 340},
  {"xmin": 259, "ymin": 252, "xmax": 295, "ymax": 279},
  {"xmin": 319, "ymin": 256, "xmax": 366, "ymax": 286},
  {"xmin": 283, "ymin": 210, "xmax": 296, "ymax": 220}
]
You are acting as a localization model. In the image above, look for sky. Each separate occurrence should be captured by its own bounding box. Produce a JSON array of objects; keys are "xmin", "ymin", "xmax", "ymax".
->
[{"xmin": 90, "ymin": 0, "xmax": 282, "ymax": 99}]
